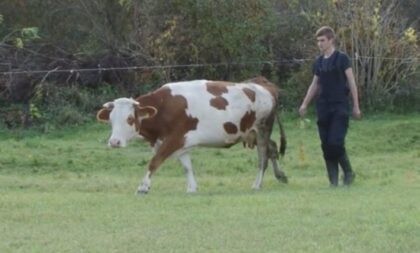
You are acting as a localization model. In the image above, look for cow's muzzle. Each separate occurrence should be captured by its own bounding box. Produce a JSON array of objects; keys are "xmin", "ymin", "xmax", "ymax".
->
[{"xmin": 109, "ymin": 138, "xmax": 122, "ymax": 148}]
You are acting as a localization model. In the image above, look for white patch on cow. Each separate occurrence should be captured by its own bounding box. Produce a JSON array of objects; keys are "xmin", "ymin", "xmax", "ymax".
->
[
  {"xmin": 137, "ymin": 170, "xmax": 151, "ymax": 194},
  {"xmin": 178, "ymin": 153, "xmax": 197, "ymax": 193},
  {"xmin": 107, "ymin": 98, "xmax": 139, "ymax": 147},
  {"xmin": 164, "ymin": 80, "xmax": 275, "ymax": 148},
  {"xmin": 152, "ymin": 140, "xmax": 163, "ymax": 154},
  {"xmin": 252, "ymin": 168, "xmax": 264, "ymax": 190}
]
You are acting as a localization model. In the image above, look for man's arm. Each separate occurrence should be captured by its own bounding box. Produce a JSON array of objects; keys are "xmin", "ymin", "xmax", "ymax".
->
[
  {"xmin": 299, "ymin": 75, "xmax": 320, "ymax": 117},
  {"xmin": 345, "ymin": 68, "xmax": 361, "ymax": 119}
]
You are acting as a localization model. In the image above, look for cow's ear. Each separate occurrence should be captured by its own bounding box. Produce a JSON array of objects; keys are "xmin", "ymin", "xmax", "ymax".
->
[
  {"xmin": 135, "ymin": 105, "xmax": 157, "ymax": 119},
  {"xmin": 96, "ymin": 108, "xmax": 111, "ymax": 122},
  {"xmin": 97, "ymin": 102, "xmax": 113, "ymax": 122}
]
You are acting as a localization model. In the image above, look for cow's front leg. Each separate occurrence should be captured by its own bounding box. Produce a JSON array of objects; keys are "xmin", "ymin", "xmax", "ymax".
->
[
  {"xmin": 137, "ymin": 142, "xmax": 161, "ymax": 194},
  {"xmin": 178, "ymin": 153, "xmax": 197, "ymax": 193},
  {"xmin": 136, "ymin": 138, "xmax": 180, "ymax": 194},
  {"xmin": 137, "ymin": 171, "xmax": 152, "ymax": 194},
  {"xmin": 137, "ymin": 155, "xmax": 164, "ymax": 194}
]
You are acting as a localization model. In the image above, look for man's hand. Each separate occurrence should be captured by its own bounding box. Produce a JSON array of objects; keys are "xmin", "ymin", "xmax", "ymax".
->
[
  {"xmin": 352, "ymin": 106, "xmax": 362, "ymax": 119},
  {"xmin": 299, "ymin": 104, "xmax": 307, "ymax": 118}
]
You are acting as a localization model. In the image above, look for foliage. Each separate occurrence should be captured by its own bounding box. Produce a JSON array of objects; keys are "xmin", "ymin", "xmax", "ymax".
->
[
  {"xmin": 334, "ymin": 0, "xmax": 420, "ymax": 110},
  {"xmin": 123, "ymin": 0, "xmax": 280, "ymax": 81},
  {"xmin": 279, "ymin": 62, "xmax": 313, "ymax": 110},
  {"xmin": 278, "ymin": 0, "xmax": 420, "ymax": 111},
  {"xmin": 31, "ymin": 82, "xmax": 121, "ymax": 130},
  {"xmin": 0, "ymin": 0, "xmax": 419, "ymax": 129}
]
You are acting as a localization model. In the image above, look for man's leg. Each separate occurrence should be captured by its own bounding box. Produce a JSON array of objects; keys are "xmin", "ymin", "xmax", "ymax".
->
[
  {"xmin": 329, "ymin": 103, "xmax": 355, "ymax": 185},
  {"xmin": 317, "ymin": 104, "xmax": 338, "ymax": 186},
  {"xmin": 324, "ymin": 159, "xmax": 339, "ymax": 186}
]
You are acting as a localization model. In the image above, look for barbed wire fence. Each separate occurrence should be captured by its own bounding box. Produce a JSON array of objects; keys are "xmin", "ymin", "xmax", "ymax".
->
[{"xmin": 0, "ymin": 56, "xmax": 418, "ymax": 77}]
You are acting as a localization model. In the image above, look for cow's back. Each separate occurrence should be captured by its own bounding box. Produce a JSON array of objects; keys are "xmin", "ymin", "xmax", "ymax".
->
[{"xmin": 162, "ymin": 80, "xmax": 276, "ymax": 147}]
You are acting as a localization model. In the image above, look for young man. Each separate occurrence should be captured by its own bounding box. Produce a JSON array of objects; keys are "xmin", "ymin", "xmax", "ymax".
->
[{"xmin": 299, "ymin": 26, "xmax": 361, "ymax": 186}]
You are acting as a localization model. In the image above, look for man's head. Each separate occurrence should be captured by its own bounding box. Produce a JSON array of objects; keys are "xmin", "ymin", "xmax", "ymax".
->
[{"xmin": 316, "ymin": 26, "xmax": 335, "ymax": 53}]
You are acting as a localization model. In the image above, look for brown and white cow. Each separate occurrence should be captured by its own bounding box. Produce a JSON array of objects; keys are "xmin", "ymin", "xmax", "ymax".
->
[{"xmin": 97, "ymin": 76, "xmax": 287, "ymax": 194}]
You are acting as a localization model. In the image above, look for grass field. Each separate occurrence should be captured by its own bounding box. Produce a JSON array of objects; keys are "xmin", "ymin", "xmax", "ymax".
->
[{"xmin": 1, "ymin": 113, "xmax": 419, "ymax": 253}]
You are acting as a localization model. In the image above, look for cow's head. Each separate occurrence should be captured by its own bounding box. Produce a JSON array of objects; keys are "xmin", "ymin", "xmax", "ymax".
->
[{"xmin": 96, "ymin": 98, "xmax": 157, "ymax": 148}]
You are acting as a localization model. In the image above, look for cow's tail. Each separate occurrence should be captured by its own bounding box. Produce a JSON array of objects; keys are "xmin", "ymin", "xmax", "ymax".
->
[{"xmin": 276, "ymin": 112, "xmax": 287, "ymax": 157}]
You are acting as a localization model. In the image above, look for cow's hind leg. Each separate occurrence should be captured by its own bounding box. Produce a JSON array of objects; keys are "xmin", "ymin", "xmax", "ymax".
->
[
  {"xmin": 252, "ymin": 127, "xmax": 270, "ymax": 190},
  {"xmin": 268, "ymin": 139, "xmax": 288, "ymax": 183},
  {"xmin": 178, "ymin": 153, "xmax": 197, "ymax": 193}
]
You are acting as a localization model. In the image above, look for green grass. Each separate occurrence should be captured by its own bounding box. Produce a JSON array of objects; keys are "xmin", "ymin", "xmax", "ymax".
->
[{"xmin": 0, "ymin": 114, "xmax": 419, "ymax": 253}]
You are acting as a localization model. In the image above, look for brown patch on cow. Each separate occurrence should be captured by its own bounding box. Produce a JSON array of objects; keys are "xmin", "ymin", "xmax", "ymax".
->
[
  {"xmin": 243, "ymin": 76, "xmax": 278, "ymax": 102},
  {"xmin": 206, "ymin": 81, "xmax": 233, "ymax": 110},
  {"xmin": 129, "ymin": 106, "xmax": 158, "ymax": 133},
  {"xmin": 135, "ymin": 87, "xmax": 199, "ymax": 176},
  {"xmin": 206, "ymin": 81, "xmax": 231, "ymax": 96},
  {"xmin": 135, "ymin": 86, "xmax": 198, "ymax": 148},
  {"xmin": 210, "ymin": 97, "xmax": 229, "ymax": 110},
  {"xmin": 242, "ymin": 88, "xmax": 256, "ymax": 102},
  {"xmin": 96, "ymin": 108, "xmax": 110, "ymax": 122},
  {"xmin": 147, "ymin": 135, "xmax": 187, "ymax": 175},
  {"xmin": 127, "ymin": 115, "xmax": 135, "ymax": 126},
  {"xmin": 223, "ymin": 122, "xmax": 238, "ymax": 134},
  {"xmin": 240, "ymin": 110, "xmax": 256, "ymax": 132}
]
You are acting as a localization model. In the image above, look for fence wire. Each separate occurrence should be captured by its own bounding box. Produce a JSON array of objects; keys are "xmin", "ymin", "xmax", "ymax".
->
[{"xmin": 0, "ymin": 56, "xmax": 418, "ymax": 76}]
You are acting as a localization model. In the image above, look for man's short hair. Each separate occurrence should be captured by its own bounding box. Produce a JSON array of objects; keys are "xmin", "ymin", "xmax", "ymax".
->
[{"xmin": 316, "ymin": 26, "xmax": 336, "ymax": 40}]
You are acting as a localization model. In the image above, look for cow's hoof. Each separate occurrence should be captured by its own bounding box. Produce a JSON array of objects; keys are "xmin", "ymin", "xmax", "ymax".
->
[
  {"xmin": 251, "ymin": 185, "xmax": 261, "ymax": 190},
  {"xmin": 137, "ymin": 186, "xmax": 150, "ymax": 194},
  {"xmin": 276, "ymin": 175, "xmax": 288, "ymax": 184},
  {"xmin": 136, "ymin": 189, "xmax": 148, "ymax": 195},
  {"xmin": 186, "ymin": 188, "xmax": 197, "ymax": 193}
]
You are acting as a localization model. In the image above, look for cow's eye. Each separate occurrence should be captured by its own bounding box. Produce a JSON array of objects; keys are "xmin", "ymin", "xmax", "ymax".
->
[{"xmin": 127, "ymin": 116, "xmax": 135, "ymax": 125}]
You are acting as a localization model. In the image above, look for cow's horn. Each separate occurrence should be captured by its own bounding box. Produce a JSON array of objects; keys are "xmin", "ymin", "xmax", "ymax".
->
[{"xmin": 103, "ymin": 102, "xmax": 114, "ymax": 109}]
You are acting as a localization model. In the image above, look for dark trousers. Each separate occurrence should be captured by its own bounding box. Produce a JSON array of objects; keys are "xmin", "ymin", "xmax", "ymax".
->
[{"xmin": 316, "ymin": 101, "xmax": 349, "ymax": 161}]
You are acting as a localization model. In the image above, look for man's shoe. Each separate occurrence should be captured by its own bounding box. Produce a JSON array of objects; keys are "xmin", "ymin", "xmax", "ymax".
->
[
  {"xmin": 338, "ymin": 153, "xmax": 355, "ymax": 186},
  {"xmin": 344, "ymin": 172, "xmax": 355, "ymax": 185},
  {"xmin": 325, "ymin": 159, "xmax": 339, "ymax": 186}
]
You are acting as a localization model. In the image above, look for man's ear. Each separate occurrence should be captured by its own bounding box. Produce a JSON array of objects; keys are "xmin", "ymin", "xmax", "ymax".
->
[
  {"xmin": 96, "ymin": 102, "xmax": 114, "ymax": 122},
  {"xmin": 135, "ymin": 105, "xmax": 157, "ymax": 120}
]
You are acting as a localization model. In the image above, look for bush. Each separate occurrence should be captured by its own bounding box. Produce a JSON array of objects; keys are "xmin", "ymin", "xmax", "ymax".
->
[
  {"xmin": 0, "ymin": 82, "xmax": 123, "ymax": 129},
  {"xmin": 392, "ymin": 71, "xmax": 420, "ymax": 112},
  {"xmin": 1, "ymin": 0, "xmax": 419, "ymax": 130},
  {"xmin": 279, "ymin": 63, "xmax": 313, "ymax": 111}
]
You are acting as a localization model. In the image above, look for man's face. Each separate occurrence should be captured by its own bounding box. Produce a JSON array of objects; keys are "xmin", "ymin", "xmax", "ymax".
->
[{"xmin": 317, "ymin": 35, "xmax": 333, "ymax": 53}]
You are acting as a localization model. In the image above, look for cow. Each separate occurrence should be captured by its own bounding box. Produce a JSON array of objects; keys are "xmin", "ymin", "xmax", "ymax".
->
[{"xmin": 96, "ymin": 76, "xmax": 288, "ymax": 194}]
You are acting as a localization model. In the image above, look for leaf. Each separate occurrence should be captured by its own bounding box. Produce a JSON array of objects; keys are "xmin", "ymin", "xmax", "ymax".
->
[
  {"xmin": 403, "ymin": 27, "xmax": 417, "ymax": 44},
  {"xmin": 21, "ymin": 27, "xmax": 41, "ymax": 40},
  {"xmin": 118, "ymin": 0, "xmax": 131, "ymax": 7},
  {"xmin": 15, "ymin": 38, "xmax": 23, "ymax": 48},
  {"xmin": 30, "ymin": 103, "xmax": 42, "ymax": 119}
]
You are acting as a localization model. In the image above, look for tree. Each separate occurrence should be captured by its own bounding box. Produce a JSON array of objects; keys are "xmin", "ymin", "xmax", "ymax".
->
[{"xmin": 334, "ymin": 0, "xmax": 419, "ymax": 109}]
